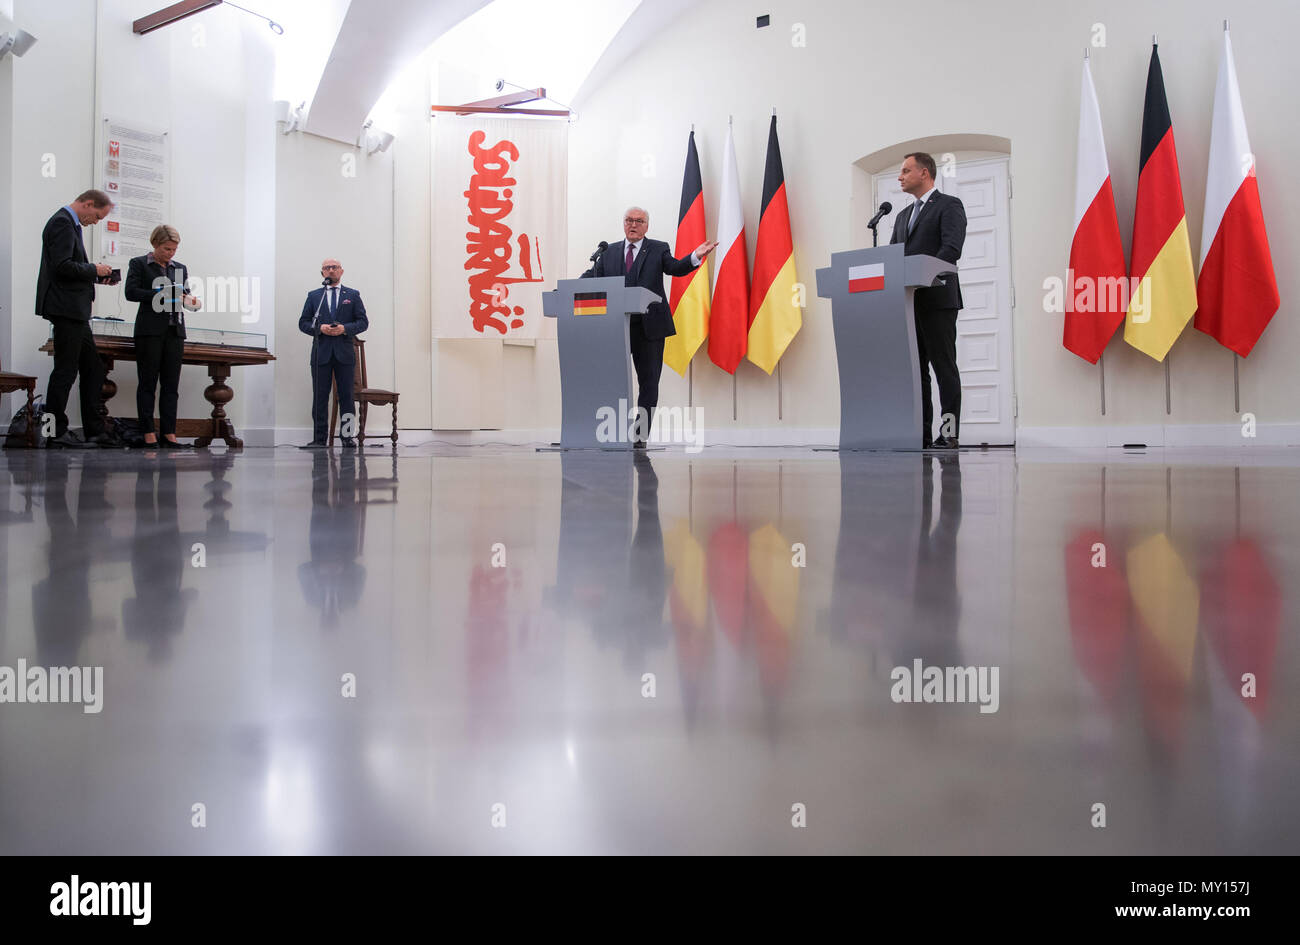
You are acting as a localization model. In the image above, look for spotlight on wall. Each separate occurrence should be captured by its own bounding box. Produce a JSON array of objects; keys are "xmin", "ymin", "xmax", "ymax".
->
[
  {"xmin": 277, "ymin": 100, "xmax": 306, "ymax": 134},
  {"xmin": 366, "ymin": 131, "xmax": 395, "ymax": 155},
  {"xmin": 0, "ymin": 29, "xmax": 38, "ymax": 60}
]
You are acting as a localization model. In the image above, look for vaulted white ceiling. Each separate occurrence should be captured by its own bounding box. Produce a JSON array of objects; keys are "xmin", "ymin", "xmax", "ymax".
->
[{"xmin": 253, "ymin": 0, "xmax": 692, "ymax": 144}]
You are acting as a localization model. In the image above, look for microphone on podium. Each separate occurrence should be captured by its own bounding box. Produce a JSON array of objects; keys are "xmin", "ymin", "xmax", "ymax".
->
[
  {"xmin": 589, "ymin": 240, "xmax": 609, "ymax": 262},
  {"xmin": 867, "ymin": 201, "xmax": 892, "ymax": 247}
]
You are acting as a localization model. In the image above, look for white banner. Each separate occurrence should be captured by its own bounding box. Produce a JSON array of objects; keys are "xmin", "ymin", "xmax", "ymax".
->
[
  {"xmin": 97, "ymin": 117, "xmax": 169, "ymax": 263},
  {"xmin": 432, "ymin": 117, "xmax": 567, "ymax": 339}
]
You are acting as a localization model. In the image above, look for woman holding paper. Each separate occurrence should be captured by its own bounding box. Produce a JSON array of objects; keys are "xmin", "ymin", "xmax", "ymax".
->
[{"xmin": 124, "ymin": 224, "xmax": 200, "ymax": 448}]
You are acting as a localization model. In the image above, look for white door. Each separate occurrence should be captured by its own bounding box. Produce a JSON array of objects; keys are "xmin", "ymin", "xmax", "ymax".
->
[{"xmin": 872, "ymin": 157, "xmax": 1015, "ymax": 445}]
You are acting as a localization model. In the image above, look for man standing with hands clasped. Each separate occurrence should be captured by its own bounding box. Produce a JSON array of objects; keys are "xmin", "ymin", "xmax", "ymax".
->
[
  {"xmin": 891, "ymin": 153, "xmax": 967, "ymax": 450},
  {"xmin": 298, "ymin": 258, "xmax": 368, "ymax": 449},
  {"xmin": 583, "ymin": 207, "xmax": 716, "ymax": 448}
]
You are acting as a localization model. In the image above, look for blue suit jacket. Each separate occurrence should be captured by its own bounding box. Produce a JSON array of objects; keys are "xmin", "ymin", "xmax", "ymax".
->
[
  {"xmin": 299, "ymin": 285, "xmax": 368, "ymax": 365},
  {"xmin": 581, "ymin": 238, "xmax": 697, "ymax": 340}
]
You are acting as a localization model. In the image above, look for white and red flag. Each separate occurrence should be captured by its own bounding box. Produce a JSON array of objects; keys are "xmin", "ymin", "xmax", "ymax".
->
[
  {"xmin": 848, "ymin": 263, "xmax": 884, "ymax": 293},
  {"xmin": 1064, "ymin": 56, "xmax": 1127, "ymax": 364},
  {"xmin": 708, "ymin": 123, "xmax": 749, "ymax": 374},
  {"xmin": 1195, "ymin": 29, "xmax": 1279, "ymax": 357}
]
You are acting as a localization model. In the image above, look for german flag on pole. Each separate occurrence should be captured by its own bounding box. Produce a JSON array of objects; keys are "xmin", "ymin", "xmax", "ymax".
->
[
  {"xmin": 1124, "ymin": 44, "xmax": 1197, "ymax": 362},
  {"xmin": 747, "ymin": 115, "xmax": 801, "ymax": 374},
  {"xmin": 664, "ymin": 131, "xmax": 711, "ymax": 376}
]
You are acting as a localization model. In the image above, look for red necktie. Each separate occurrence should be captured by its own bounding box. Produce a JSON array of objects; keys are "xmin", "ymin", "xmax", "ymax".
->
[{"xmin": 625, "ymin": 242, "xmax": 635, "ymax": 275}]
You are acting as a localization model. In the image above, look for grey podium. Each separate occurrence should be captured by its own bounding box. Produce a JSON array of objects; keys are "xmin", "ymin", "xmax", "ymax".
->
[
  {"xmin": 815, "ymin": 245, "xmax": 957, "ymax": 450},
  {"xmin": 542, "ymin": 276, "xmax": 659, "ymax": 450}
]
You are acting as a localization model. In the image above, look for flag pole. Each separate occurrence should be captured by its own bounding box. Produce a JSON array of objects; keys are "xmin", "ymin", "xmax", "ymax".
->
[
  {"xmin": 1233, "ymin": 353, "xmax": 1240, "ymax": 415},
  {"xmin": 777, "ymin": 362, "xmax": 783, "ymax": 420},
  {"xmin": 1234, "ymin": 464, "xmax": 1240, "ymax": 541},
  {"xmin": 730, "ymin": 112, "xmax": 737, "ymax": 422},
  {"xmin": 1100, "ymin": 466, "xmax": 1106, "ymax": 532},
  {"xmin": 1170, "ymin": 462, "xmax": 1180, "ymax": 535},
  {"xmin": 688, "ymin": 359, "xmax": 694, "ymax": 408},
  {"xmin": 774, "ymin": 101, "xmax": 782, "ymax": 426},
  {"xmin": 1164, "ymin": 357, "xmax": 1171, "ymax": 415},
  {"xmin": 1099, "ymin": 353, "xmax": 1106, "ymax": 415}
]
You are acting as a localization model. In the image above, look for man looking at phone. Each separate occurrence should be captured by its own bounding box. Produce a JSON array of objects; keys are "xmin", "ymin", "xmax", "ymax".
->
[
  {"xmin": 36, "ymin": 189, "xmax": 120, "ymax": 448},
  {"xmin": 298, "ymin": 258, "xmax": 368, "ymax": 449}
]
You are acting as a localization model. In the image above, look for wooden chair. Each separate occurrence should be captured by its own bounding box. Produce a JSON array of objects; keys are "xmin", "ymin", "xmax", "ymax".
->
[
  {"xmin": 0, "ymin": 357, "xmax": 38, "ymax": 448},
  {"xmin": 328, "ymin": 337, "xmax": 399, "ymax": 446}
]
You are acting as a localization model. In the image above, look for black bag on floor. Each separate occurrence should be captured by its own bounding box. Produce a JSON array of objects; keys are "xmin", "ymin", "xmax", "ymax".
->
[{"xmin": 5, "ymin": 397, "xmax": 47, "ymax": 448}]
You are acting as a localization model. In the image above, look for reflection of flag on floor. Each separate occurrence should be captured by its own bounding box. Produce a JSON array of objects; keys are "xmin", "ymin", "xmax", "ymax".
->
[
  {"xmin": 573, "ymin": 291, "xmax": 607, "ymax": 315},
  {"xmin": 707, "ymin": 521, "xmax": 749, "ymax": 646},
  {"xmin": 1127, "ymin": 532, "xmax": 1199, "ymax": 751},
  {"xmin": 848, "ymin": 263, "xmax": 885, "ymax": 293},
  {"xmin": 747, "ymin": 522, "xmax": 800, "ymax": 689},
  {"xmin": 664, "ymin": 521, "xmax": 711, "ymax": 675},
  {"xmin": 1200, "ymin": 539, "xmax": 1279, "ymax": 717},
  {"xmin": 665, "ymin": 131, "xmax": 711, "ymax": 376},
  {"xmin": 1064, "ymin": 529, "xmax": 1130, "ymax": 708}
]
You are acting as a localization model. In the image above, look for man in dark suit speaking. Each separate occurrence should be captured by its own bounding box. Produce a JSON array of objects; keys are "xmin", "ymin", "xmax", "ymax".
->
[
  {"xmin": 298, "ymin": 258, "xmax": 368, "ymax": 449},
  {"xmin": 891, "ymin": 153, "xmax": 967, "ymax": 449},
  {"xmin": 583, "ymin": 206, "xmax": 716, "ymax": 447},
  {"xmin": 36, "ymin": 189, "xmax": 118, "ymax": 448}
]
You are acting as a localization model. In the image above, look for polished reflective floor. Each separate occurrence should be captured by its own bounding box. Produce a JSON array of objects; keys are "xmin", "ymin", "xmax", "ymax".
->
[{"xmin": 1, "ymin": 445, "xmax": 1297, "ymax": 854}]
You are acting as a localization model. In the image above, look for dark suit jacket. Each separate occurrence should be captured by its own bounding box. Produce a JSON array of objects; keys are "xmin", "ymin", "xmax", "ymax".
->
[
  {"xmin": 298, "ymin": 285, "xmax": 368, "ymax": 365},
  {"xmin": 124, "ymin": 254, "xmax": 190, "ymax": 339},
  {"xmin": 35, "ymin": 207, "xmax": 98, "ymax": 321},
  {"xmin": 890, "ymin": 190, "xmax": 967, "ymax": 313},
  {"xmin": 581, "ymin": 238, "xmax": 698, "ymax": 340}
]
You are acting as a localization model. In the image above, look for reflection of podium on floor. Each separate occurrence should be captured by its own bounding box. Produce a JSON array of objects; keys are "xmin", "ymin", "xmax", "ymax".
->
[
  {"xmin": 542, "ymin": 276, "xmax": 659, "ymax": 450},
  {"xmin": 815, "ymin": 244, "xmax": 956, "ymax": 450}
]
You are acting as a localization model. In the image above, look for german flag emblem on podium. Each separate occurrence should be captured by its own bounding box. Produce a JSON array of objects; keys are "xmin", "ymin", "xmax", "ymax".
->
[{"xmin": 573, "ymin": 292, "xmax": 607, "ymax": 315}]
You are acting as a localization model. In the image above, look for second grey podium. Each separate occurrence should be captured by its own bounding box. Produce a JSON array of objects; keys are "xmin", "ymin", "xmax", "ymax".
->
[
  {"xmin": 815, "ymin": 244, "xmax": 957, "ymax": 450},
  {"xmin": 543, "ymin": 276, "xmax": 658, "ymax": 450}
]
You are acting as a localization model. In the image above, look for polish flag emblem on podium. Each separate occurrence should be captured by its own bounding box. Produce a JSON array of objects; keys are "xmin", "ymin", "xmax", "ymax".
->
[{"xmin": 847, "ymin": 263, "xmax": 884, "ymax": 293}]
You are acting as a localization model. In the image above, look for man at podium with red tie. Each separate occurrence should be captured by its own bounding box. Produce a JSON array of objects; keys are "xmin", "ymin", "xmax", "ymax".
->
[
  {"xmin": 583, "ymin": 207, "xmax": 716, "ymax": 448},
  {"xmin": 891, "ymin": 153, "xmax": 967, "ymax": 450}
]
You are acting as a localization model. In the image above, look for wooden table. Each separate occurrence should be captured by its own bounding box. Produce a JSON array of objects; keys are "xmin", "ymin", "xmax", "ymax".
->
[{"xmin": 40, "ymin": 332, "xmax": 275, "ymax": 449}]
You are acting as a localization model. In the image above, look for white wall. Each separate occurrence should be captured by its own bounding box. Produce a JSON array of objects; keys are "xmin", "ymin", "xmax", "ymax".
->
[
  {"xmin": 562, "ymin": 0, "xmax": 1300, "ymax": 442},
  {"xmin": 273, "ymin": 130, "xmax": 394, "ymax": 440}
]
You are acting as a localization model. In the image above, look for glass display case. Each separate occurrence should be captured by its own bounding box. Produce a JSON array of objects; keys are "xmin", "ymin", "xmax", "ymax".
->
[{"xmin": 81, "ymin": 317, "xmax": 268, "ymax": 350}]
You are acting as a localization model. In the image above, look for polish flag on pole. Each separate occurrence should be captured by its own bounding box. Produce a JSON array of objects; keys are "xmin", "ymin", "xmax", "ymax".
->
[
  {"xmin": 708, "ymin": 123, "xmax": 749, "ymax": 374},
  {"xmin": 1195, "ymin": 27, "xmax": 1279, "ymax": 357},
  {"xmin": 1064, "ymin": 55, "xmax": 1127, "ymax": 364}
]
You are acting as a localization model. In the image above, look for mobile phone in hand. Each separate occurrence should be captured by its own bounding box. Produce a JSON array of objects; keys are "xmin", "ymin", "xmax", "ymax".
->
[{"xmin": 97, "ymin": 268, "xmax": 121, "ymax": 286}]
